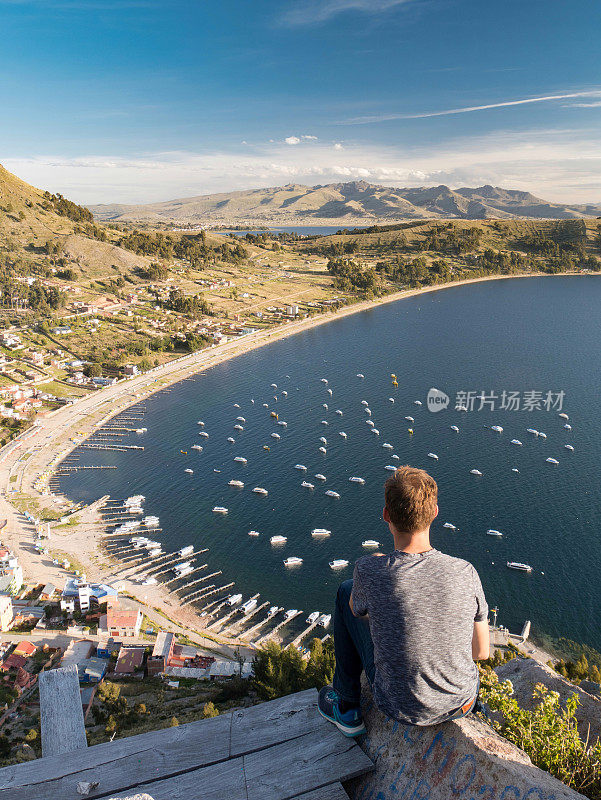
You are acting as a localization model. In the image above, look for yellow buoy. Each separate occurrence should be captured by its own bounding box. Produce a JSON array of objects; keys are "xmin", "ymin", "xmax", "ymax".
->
[
  {"xmin": 180, "ymin": 450, "xmax": 187, "ymax": 454},
  {"xmin": 263, "ymin": 445, "xmax": 270, "ymax": 451},
  {"xmin": 408, "ymin": 428, "xmax": 413, "ymax": 435},
  {"xmin": 391, "ymin": 373, "xmax": 397, "ymax": 379},
  {"xmin": 392, "ymin": 380, "xmax": 398, "ymax": 387}
]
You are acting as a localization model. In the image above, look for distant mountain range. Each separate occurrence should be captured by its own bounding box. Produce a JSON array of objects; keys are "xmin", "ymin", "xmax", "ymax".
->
[{"xmin": 90, "ymin": 181, "xmax": 601, "ymax": 225}]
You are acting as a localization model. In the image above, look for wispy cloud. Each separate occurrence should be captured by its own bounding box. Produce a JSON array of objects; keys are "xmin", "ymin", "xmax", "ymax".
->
[
  {"xmin": 344, "ymin": 90, "xmax": 601, "ymax": 124},
  {"xmin": 567, "ymin": 101, "xmax": 601, "ymax": 108},
  {"xmin": 279, "ymin": 0, "xmax": 414, "ymax": 27},
  {"xmin": 284, "ymin": 135, "xmax": 318, "ymax": 145},
  {"xmin": 6, "ymin": 127, "xmax": 601, "ymax": 205}
]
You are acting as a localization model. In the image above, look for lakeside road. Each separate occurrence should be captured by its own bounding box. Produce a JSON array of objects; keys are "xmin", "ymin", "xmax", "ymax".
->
[{"xmin": 0, "ymin": 271, "xmax": 596, "ymax": 655}]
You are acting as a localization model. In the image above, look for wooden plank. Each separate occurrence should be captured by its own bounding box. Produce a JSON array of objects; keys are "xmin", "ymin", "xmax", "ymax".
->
[
  {"xmin": 243, "ymin": 727, "xmax": 373, "ymax": 800},
  {"xmin": 0, "ymin": 713, "xmax": 231, "ymax": 800},
  {"xmin": 95, "ymin": 756, "xmax": 247, "ymax": 800},
  {"xmin": 39, "ymin": 665, "xmax": 87, "ymax": 757},
  {"xmin": 289, "ymin": 782, "xmax": 350, "ymax": 800},
  {"xmin": 230, "ymin": 688, "xmax": 325, "ymax": 756}
]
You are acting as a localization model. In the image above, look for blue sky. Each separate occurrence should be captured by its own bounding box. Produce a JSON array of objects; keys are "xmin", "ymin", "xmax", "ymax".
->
[{"xmin": 2, "ymin": 0, "xmax": 600, "ymax": 204}]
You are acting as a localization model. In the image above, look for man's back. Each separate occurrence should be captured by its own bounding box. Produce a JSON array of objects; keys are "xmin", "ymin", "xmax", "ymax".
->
[{"xmin": 352, "ymin": 548, "xmax": 488, "ymax": 725}]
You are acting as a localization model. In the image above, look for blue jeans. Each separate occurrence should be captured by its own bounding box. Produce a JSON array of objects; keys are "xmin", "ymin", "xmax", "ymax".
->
[
  {"xmin": 332, "ymin": 579, "xmax": 479, "ymax": 721},
  {"xmin": 333, "ymin": 579, "xmax": 375, "ymax": 706}
]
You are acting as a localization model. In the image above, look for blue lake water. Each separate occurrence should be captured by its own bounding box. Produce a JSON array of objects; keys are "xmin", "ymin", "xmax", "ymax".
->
[{"xmin": 58, "ymin": 276, "xmax": 601, "ymax": 652}]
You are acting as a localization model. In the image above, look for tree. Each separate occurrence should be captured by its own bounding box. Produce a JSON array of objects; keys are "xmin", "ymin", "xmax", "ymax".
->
[
  {"xmin": 84, "ymin": 363, "xmax": 102, "ymax": 378},
  {"xmin": 201, "ymin": 702, "xmax": 219, "ymax": 719},
  {"xmin": 168, "ymin": 716, "xmax": 179, "ymax": 727}
]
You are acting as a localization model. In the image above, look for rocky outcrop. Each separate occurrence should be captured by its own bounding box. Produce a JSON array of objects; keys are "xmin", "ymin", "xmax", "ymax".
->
[
  {"xmin": 345, "ymin": 681, "xmax": 586, "ymax": 800},
  {"xmin": 496, "ymin": 658, "xmax": 601, "ymax": 743}
]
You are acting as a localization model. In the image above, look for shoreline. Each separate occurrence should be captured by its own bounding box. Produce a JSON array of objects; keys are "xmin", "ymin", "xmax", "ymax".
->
[{"xmin": 0, "ymin": 270, "xmax": 597, "ymax": 656}]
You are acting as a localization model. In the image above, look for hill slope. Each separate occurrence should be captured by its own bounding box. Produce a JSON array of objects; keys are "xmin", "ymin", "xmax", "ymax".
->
[{"xmin": 90, "ymin": 181, "xmax": 601, "ymax": 225}]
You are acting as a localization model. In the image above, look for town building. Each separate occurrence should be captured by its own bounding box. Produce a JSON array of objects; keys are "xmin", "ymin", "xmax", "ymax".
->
[
  {"xmin": 147, "ymin": 630, "xmax": 175, "ymax": 675},
  {"xmin": 115, "ymin": 645, "xmax": 145, "ymax": 675},
  {"xmin": 13, "ymin": 641, "xmax": 37, "ymax": 659},
  {"xmin": 106, "ymin": 604, "xmax": 143, "ymax": 638},
  {"xmin": 0, "ymin": 595, "xmax": 13, "ymax": 632}
]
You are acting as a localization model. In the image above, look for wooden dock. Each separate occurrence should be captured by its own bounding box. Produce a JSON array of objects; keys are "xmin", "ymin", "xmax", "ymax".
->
[{"xmin": 0, "ymin": 689, "xmax": 372, "ymax": 800}]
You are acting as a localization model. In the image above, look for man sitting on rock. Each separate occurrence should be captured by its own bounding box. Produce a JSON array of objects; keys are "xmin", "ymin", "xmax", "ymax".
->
[{"xmin": 318, "ymin": 465, "xmax": 490, "ymax": 737}]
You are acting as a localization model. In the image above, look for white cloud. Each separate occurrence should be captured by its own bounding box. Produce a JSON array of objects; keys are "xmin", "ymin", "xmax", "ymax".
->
[
  {"xmin": 284, "ymin": 135, "xmax": 318, "ymax": 145},
  {"xmin": 567, "ymin": 101, "xmax": 601, "ymax": 108},
  {"xmin": 6, "ymin": 127, "xmax": 601, "ymax": 206},
  {"xmin": 344, "ymin": 90, "xmax": 601, "ymax": 124},
  {"xmin": 280, "ymin": 0, "xmax": 414, "ymax": 27},
  {"xmin": 285, "ymin": 136, "xmax": 301, "ymax": 145},
  {"xmin": 334, "ymin": 143, "xmax": 344, "ymax": 150},
  {"xmin": 301, "ymin": 135, "xmax": 318, "ymax": 140}
]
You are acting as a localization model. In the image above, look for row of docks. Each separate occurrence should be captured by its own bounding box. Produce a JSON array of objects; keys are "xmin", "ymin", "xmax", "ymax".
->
[{"xmin": 98, "ymin": 496, "xmax": 331, "ymax": 651}]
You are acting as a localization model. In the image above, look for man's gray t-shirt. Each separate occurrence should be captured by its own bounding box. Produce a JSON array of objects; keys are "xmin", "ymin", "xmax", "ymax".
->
[{"xmin": 352, "ymin": 548, "xmax": 488, "ymax": 725}]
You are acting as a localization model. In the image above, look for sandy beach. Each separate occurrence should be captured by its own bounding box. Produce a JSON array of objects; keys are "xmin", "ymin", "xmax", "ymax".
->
[{"xmin": 0, "ymin": 270, "xmax": 595, "ymax": 653}]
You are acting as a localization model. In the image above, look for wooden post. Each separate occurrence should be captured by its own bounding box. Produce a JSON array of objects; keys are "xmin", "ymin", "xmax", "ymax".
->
[{"xmin": 39, "ymin": 665, "xmax": 87, "ymax": 757}]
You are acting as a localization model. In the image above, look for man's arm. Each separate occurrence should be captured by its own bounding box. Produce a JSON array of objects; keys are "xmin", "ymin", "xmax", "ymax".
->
[
  {"xmin": 472, "ymin": 620, "xmax": 490, "ymax": 660},
  {"xmin": 349, "ymin": 591, "xmax": 366, "ymax": 617}
]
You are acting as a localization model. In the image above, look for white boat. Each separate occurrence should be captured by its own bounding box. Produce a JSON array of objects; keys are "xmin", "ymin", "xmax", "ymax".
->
[
  {"xmin": 349, "ymin": 476, "xmax": 365, "ymax": 484},
  {"xmin": 511, "ymin": 439, "xmax": 522, "ymax": 445},
  {"xmin": 148, "ymin": 548, "xmax": 162, "ymax": 557},
  {"xmin": 294, "ymin": 464, "xmax": 307, "ymax": 470},
  {"xmin": 270, "ymin": 535, "xmax": 287, "ymax": 545},
  {"xmin": 329, "ymin": 559, "xmax": 349, "ymax": 569},
  {"xmin": 526, "ymin": 428, "xmax": 539, "ymax": 436},
  {"xmin": 414, "ymin": 400, "xmax": 422, "ymax": 406},
  {"xmin": 327, "ymin": 389, "xmax": 333, "ymax": 396},
  {"xmin": 361, "ymin": 400, "xmax": 369, "ymax": 406},
  {"xmin": 546, "ymin": 457, "xmax": 559, "ymax": 464},
  {"xmin": 486, "ymin": 529, "xmax": 503, "ymax": 537},
  {"xmin": 389, "ymin": 398, "xmax": 395, "ymax": 403},
  {"xmin": 538, "ymin": 432, "xmax": 547, "ymax": 439},
  {"xmin": 199, "ymin": 431, "xmax": 209, "ymax": 438},
  {"xmin": 442, "ymin": 523, "xmax": 456, "ymax": 530},
  {"xmin": 564, "ymin": 424, "xmax": 572, "ymax": 430},
  {"xmin": 385, "ymin": 465, "xmax": 397, "ymax": 471},
  {"xmin": 319, "ymin": 446, "xmax": 327, "ymax": 454},
  {"xmin": 336, "ymin": 409, "xmax": 343, "ymax": 415},
  {"xmin": 392, "ymin": 455, "xmax": 400, "ymax": 460},
  {"xmin": 383, "ymin": 443, "xmax": 393, "ymax": 449},
  {"xmin": 270, "ymin": 433, "xmax": 280, "ymax": 441},
  {"xmin": 315, "ymin": 473, "xmax": 327, "ymax": 481},
  {"xmin": 144, "ymin": 516, "xmax": 159, "ymax": 526},
  {"xmin": 322, "ymin": 403, "xmax": 329, "ymax": 409},
  {"xmin": 366, "ymin": 420, "xmax": 374, "ymax": 427},
  {"xmin": 234, "ymin": 424, "xmax": 244, "ymax": 431},
  {"xmin": 450, "ymin": 425, "xmax": 459, "ymax": 432},
  {"xmin": 470, "ymin": 469, "xmax": 483, "ymax": 476},
  {"xmin": 192, "ymin": 444, "xmax": 203, "ymax": 450},
  {"xmin": 252, "ymin": 487, "xmax": 268, "ymax": 495},
  {"xmin": 306, "ymin": 611, "xmax": 320, "ymax": 624},
  {"xmin": 229, "ymin": 479, "xmax": 244, "ymax": 488},
  {"xmin": 362, "ymin": 540, "xmax": 380, "ymax": 548},
  {"xmin": 227, "ymin": 437, "xmax": 235, "ymax": 443},
  {"xmin": 565, "ymin": 444, "xmax": 574, "ymax": 451},
  {"xmin": 236, "ymin": 416, "xmax": 246, "ymax": 422},
  {"xmin": 278, "ymin": 420, "xmax": 287, "ymax": 427},
  {"xmin": 248, "ymin": 530, "xmax": 260, "ymax": 536},
  {"xmin": 262, "ymin": 403, "xmax": 268, "ymax": 408},
  {"xmin": 405, "ymin": 416, "xmax": 414, "ymax": 422},
  {"xmin": 365, "ymin": 409, "xmax": 372, "ymax": 416},
  {"xmin": 284, "ymin": 557, "xmax": 303, "ymax": 567},
  {"xmin": 282, "ymin": 391, "xmax": 288, "ymax": 397},
  {"xmin": 339, "ymin": 431, "xmax": 347, "ymax": 438},
  {"xmin": 301, "ymin": 481, "xmax": 314, "ymax": 489},
  {"xmin": 490, "ymin": 425, "xmax": 503, "ymax": 433},
  {"xmin": 319, "ymin": 436, "xmax": 327, "ymax": 443},
  {"xmin": 312, "ymin": 528, "xmax": 331, "ymax": 537},
  {"xmin": 179, "ymin": 545, "xmax": 194, "ymax": 556},
  {"xmin": 507, "ymin": 562, "xmax": 532, "ymax": 572},
  {"xmin": 284, "ymin": 609, "xmax": 299, "ymax": 620},
  {"xmin": 212, "ymin": 506, "xmax": 228, "ymax": 514},
  {"xmin": 371, "ymin": 428, "xmax": 380, "ymax": 435},
  {"xmin": 357, "ymin": 373, "xmax": 364, "ymax": 379},
  {"xmin": 184, "ymin": 468, "xmax": 193, "ymax": 474},
  {"xmin": 234, "ymin": 456, "xmax": 247, "ymax": 463},
  {"xmin": 173, "ymin": 561, "xmax": 192, "ymax": 574},
  {"xmin": 227, "ymin": 594, "xmax": 243, "ymax": 606},
  {"xmin": 512, "ymin": 468, "xmax": 520, "ymax": 473},
  {"xmin": 142, "ymin": 577, "xmax": 158, "ymax": 586},
  {"xmin": 267, "ymin": 605, "xmax": 280, "ymax": 617},
  {"xmin": 319, "ymin": 613, "xmax": 332, "ymax": 627},
  {"xmin": 320, "ymin": 378, "xmax": 328, "ymax": 384},
  {"xmin": 325, "ymin": 490, "xmax": 340, "ymax": 498},
  {"xmin": 241, "ymin": 598, "xmax": 257, "ymax": 614},
  {"xmin": 197, "ymin": 421, "xmax": 205, "ymax": 426},
  {"xmin": 271, "ymin": 383, "xmax": 278, "ymax": 388},
  {"xmin": 321, "ymin": 420, "xmax": 328, "ymax": 425},
  {"xmin": 427, "ymin": 453, "xmax": 438, "ymax": 460}
]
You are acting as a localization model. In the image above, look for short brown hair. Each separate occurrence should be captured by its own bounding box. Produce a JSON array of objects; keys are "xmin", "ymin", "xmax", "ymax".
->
[{"xmin": 384, "ymin": 466, "xmax": 438, "ymax": 533}]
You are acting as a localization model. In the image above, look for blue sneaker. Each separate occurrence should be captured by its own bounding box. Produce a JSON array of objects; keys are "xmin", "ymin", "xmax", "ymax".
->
[{"xmin": 318, "ymin": 686, "xmax": 366, "ymax": 737}]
